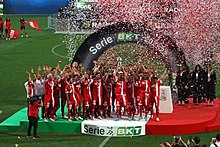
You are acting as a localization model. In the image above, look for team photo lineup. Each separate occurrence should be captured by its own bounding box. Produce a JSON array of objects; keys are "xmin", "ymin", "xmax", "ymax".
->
[{"xmin": 0, "ymin": 0, "xmax": 220, "ymax": 146}]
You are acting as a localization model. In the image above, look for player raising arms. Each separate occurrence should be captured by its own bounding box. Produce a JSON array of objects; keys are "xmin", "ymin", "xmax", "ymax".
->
[
  {"xmin": 137, "ymin": 70, "xmax": 151, "ymax": 121},
  {"xmin": 65, "ymin": 77, "xmax": 78, "ymax": 122},
  {"xmin": 113, "ymin": 66, "xmax": 131, "ymax": 121},
  {"xmin": 44, "ymin": 73, "xmax": 55, "ymax": 122},
  {"xmin": 81, "ymin": 72, "xmax": 93, "ymax": 120},
  {"xmin": 72, "ymin": 74, "xmax": 83, "ymax": 120},
  {"xmin": 53, "ymin": 74, "xmax": 61, "ymax": 120},
  {"xmin": 126, "ymin": 72, "xmax": 136, "ymax": 120},
  {"xmin": 103, "ymin": 71, "xmax": 114, "ymax": 118},
  {"xmin": 91, "ymin": 72, "xmax": 103, "ymax": 120},
  {"xmin": 146, "ymin": 75, "xmax": 162, "ymax": 122}
]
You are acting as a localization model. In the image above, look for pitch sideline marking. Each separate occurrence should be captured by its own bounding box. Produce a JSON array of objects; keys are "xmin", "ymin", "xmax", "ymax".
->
[
  {"xmin": 99, "ymin": 136, "xmax": 112, "ymax": 147},
  {"xmin": 51, "ymin": 44, "xmax": 67, "ymax": 58}
]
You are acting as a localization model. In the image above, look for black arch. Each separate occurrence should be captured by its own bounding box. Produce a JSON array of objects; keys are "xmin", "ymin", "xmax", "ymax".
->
[{"xmin": 72, "ymin": 22, "xmax": 187, "ymax": 72}]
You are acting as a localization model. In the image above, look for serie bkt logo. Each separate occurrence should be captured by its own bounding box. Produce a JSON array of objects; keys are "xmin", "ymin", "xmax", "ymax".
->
[{"xmin": 117, "ymin": 126, "xmax": 142, "ymax": 136}]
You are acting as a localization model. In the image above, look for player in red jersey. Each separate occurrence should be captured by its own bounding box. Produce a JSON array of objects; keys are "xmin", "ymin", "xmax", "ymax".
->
[
  {"xmin": 53, "ymin": 75, "xmax": 61, "ymax": 120},
  {"xmin": 147, "ymin": 76, "xmax": 161, "ymax": 122},
  {"xmin": 126, "ymin": 73, "xmax": 136, "ymax": 120},
  {"xmin": 44, "ymin": 74, "xmax": 55, "ymax": 122},
  {"xmin": 72, "ymin": 74, "xmax": 83, "ymax": 120},
  {"xmin": 24, "ymin": 71, "xmax": 35, "ymax": 106},
  {"xmin": 20, "ymin": 17, "xmax": 28, "ymax": 38},
  {"xmin": 138, "ymin": 71, "xmax": 151, "ymax": 121},
  {"xmin": 81, "ymin": 73, "xmax": 93, "ymax": 119},
  {"xmin": 91, "ymin": 72, "xmax": 103, "ymax": 120},
  {"xmin": 5, "ymin": 17, "xmax": 12, "ymax": 40},
  {"xmin": 60, "ymin": 72, "xmax": 69, "ymax": 118},
  {"xmin": 65, "ymin": 77, "xmax": 78, "ymax": 121},
  {"xmin": 103, "ymin": 72, "xmax": 114, "ymax": 118},
  {"xmin": 114, "ymin": 68, "xmax": 131, "ymax": 121}
]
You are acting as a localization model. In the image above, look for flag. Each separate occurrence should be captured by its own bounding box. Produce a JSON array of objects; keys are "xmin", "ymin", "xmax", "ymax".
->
[
  {"xmin": 8, "ymin": 29, "xmax": 20, "ymax": 39},
  {"xmin": 27, "ymin": 20, "xmax": 41, "ymax": 31}
]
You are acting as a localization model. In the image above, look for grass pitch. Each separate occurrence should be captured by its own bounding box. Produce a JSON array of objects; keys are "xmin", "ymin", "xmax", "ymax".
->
[{"xmin": 0, "ymin": 15, "xmax": 219, "ymax": 147}]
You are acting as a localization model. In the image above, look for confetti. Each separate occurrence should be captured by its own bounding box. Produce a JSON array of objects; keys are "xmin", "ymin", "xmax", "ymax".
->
[{"xmin": 63, "ymin": 0, "xmax": 219, "ymax": 76}]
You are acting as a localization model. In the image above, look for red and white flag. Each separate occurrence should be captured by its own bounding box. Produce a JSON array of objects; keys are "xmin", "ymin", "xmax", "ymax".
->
[
  {"xmin": 8, "ymin": 29, "xmax": 20, "ymax": 39},
  {"xmin": 27, "ymin": 20, "xmax": 41, "ymax": 31}
]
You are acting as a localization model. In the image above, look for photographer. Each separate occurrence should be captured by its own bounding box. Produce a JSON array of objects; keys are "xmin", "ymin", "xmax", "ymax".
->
[
  {"xmin": 172, "ymin": 136, "xmax": 187, "ymax": 147},
  {"xmin": 187, "ymin": 136, "xmax": 202, "ymax": 147},
  {"xmin": 210, "ymin": 134, "xmax": 220, "ymax": 147},
  {"xmin": 27, "ymin": 96, "xmax": 42, "ymax": 139}
]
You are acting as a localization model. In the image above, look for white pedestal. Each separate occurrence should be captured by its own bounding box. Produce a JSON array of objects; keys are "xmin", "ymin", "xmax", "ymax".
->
[{"xmin": 159, "ymin": 86, "xmax": 173, "ymax": 113}]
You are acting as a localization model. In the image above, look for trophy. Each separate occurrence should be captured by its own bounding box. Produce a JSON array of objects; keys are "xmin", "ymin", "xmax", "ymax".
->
[{"xmin": 117, "ymin": 57, "xmax": 122, "ymax": 70}]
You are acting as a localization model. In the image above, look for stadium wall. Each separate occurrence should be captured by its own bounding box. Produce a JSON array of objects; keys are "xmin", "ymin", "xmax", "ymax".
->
[{"xmin": 3, "ymin": 0, "xmax": 68, "ymax": 14}]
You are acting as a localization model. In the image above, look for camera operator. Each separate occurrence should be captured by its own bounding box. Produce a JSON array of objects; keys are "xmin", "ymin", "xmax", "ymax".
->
[
  {"xmin": 187, "ymin": 136, "xmax": 202, "ymax": 147},
  {"xmin": 172, "ymin": 136, "xmax": 187, "ymax": 147},
  {"xmin": 210, "ymin": 134, "xmax": 220, "ymax": 147},
  {"xmin": 27, "ymin": 96, "xmax": 42, "ymax": 139}
]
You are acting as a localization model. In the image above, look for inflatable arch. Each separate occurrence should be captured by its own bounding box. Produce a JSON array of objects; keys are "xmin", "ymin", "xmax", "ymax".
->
[{"xmin": 72, "ymin": 22, "xmax": 187, "ymax": 72}]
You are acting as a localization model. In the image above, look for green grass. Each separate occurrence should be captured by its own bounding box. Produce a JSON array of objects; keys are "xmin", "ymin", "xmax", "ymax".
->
[{"xmin": 0, "ymin": 15, "xmax": 220, "ymax": 147}]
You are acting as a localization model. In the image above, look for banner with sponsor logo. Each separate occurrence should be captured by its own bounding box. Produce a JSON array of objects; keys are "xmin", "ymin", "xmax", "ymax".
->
[
  {"xmin": 81, "ymin": 120, "xmax": 146, "ymax": 137},
  {"xmin": 27, "ymin": 20, "xmax": 41, "ymax": 31},
  {"xmin": 8, "ymin": 29, "xmax": 19, "ymax": 39}
]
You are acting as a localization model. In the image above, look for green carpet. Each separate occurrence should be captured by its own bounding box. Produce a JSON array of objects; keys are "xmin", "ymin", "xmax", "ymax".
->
[{"xmin": 0, "ymin": 107, "xmax": 82, "ymax": 133}]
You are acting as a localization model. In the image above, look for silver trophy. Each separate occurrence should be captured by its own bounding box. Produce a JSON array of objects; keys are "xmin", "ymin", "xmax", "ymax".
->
[{"xmin": 117, "ymin": 57, "xmax": 122, "ymax": 70}]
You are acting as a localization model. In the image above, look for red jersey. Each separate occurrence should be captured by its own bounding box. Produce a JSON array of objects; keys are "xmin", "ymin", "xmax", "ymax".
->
[
  {"xmin": 82, "ymin": 78, "xmax": 92, "ymax": 100},
  {"xmin": 104, "ymin": 78, "xmax": 114, "ymax": 98},
  {"xmin": 73, "ymin": 81, "xmax": 81, "ymax": 100},
  {"xmin": 65, "ymin": 83, "xmax": 78, "ymax": 106},
  {"xmin": 28, "ymin": 102, "xmax": 40, "ymax": 118},
  {"xmin": 139, "ymin": 79, "xmax": 151, "ymax": 94},
  {"xmin": 60, "ymin": 77, "xmax": 67, "ymax": 96},
  {"xmin": 134, "ymin": 79, "xmax": 140, "ymax": 98},
  {"xmin": 44, "ymin": 79, "xmax": 54, "ymax": 95},
  {"xmin": 150, "ymin": 80, "xmax": 161, "ymax": 104},
  {"xmin": 20, "ymin": 20, "xmax": 25, "ymax": 27},
  {"xmin": 53, "ymin": 80, "xmax": 61, "ymax": 99},
  {"xmin": 0, "ymin": 20, "xmax": 3, "ymax": 29},
  {"xmin": 126, "ymin": 80, "xmax": 132, "ymax": 99},
  {"xmin": 92, "ymin": 78, "xmax": 103, "ymax": 105},
  {"xmin": 5, "ymin": 21, "xmax": 12, "ymax": 30},
  {"xmin": 115, "ymin": 80, "xmax": 127, "ymax": 95}
]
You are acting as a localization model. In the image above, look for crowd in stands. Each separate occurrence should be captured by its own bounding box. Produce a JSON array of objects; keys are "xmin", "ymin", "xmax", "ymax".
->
[
  {"xmin": 57, "ymin": 0, "xmax": 99, "ymax": 31},
  {"xmin": 160, "ymin": 133, "xmax": 220, "ymax": 147}
]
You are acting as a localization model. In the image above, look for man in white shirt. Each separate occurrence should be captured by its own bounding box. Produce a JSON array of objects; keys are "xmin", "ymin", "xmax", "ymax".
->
[
  {"xmin": 210, "ymin": 134, "xmax": 220, "ymax": 147},
  {"xmin": 34, "ymin": 74, "xmax": 45, "ymax": 118}
]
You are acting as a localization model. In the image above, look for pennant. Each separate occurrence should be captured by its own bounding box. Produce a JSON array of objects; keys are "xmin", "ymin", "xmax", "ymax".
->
[
  {"xmin": 27, "ymin": 20, "xmax": 41, "ymax": 31},
  {"xmin": 8, "ymin": 29, "xmax": 20, "ymax": 39}
]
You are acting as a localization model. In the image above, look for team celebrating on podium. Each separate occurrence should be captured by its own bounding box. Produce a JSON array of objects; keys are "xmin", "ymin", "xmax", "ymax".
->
[{"xmin": 25, "ymin": 59, "xmax": 163, "ymax": 122}]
